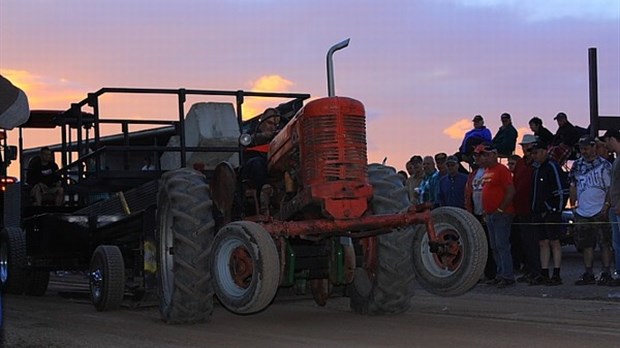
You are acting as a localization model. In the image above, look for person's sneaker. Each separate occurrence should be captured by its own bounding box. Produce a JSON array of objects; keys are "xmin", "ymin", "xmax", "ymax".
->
[
  {"xmin": 597, "ymin": 272, "xmax": 614, "ymax": 286},
  {"xmin": 496, "ymin": 279, "xmax": 516, "ymax": 288},
  {"xmin": 485, "ymin": 278, "xmax": 501, "ymax": 285},
  {"xmin": 575, "ymin": 272, "xmax": 596, "ymax": 285},
  {"xmin": 528, "ymin": 275, "xmax": 545, "ymax": 286},
  {"xmin": 546, "ymin": 276, "xmax": 562, "ymax": 286},
  {"xmin": 516, "ymin": 273, "xmax": 532, "ymax": 283}
]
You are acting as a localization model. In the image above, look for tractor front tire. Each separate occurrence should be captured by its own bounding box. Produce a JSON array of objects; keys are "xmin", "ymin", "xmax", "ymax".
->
[
  {"xmin": 211, "ymin": 221, "xmax": 280, "ymax": 314},
  {"xmin": 349, "ymin": 164, "xmax": 414, "ymax": 315},
  {"xmin": 157, "ymin": 168, "xmax": 215, "ymax": 324},
  {"xmin": 412, "ymin": 207, "xmax": 487, "ymax": 296}
]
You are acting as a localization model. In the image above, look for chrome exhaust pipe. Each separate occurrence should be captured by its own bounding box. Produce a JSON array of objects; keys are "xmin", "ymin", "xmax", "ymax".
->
[{"xmin": 326, "ymin": 38, "xmax": 350, "ymax": 97}]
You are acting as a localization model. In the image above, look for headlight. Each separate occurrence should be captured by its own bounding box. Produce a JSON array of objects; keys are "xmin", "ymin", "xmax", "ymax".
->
[{"xmin": 239, "ymin": 133, "xmax": 253, "ymax": 146}]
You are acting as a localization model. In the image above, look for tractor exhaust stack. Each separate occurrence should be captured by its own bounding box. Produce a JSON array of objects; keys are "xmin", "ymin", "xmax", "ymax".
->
[{"xmin": 326, "ymin": 38, "xmax": 350, "ymax": 97}]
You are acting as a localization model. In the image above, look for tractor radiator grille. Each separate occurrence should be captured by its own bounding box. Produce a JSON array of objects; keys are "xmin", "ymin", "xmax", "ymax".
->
[{"xmin": 301, "ymin": 114, "xmax": 367, "ymax": 184}]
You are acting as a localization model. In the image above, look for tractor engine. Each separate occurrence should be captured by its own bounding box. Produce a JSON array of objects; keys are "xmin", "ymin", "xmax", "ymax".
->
[{"xmin": 268, "ymin": 96, "xmax": 373, "ymax": 220}]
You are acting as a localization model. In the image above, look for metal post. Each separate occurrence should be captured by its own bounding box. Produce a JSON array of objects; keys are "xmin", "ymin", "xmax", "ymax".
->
[
  {"xmin": 61, "ymin": 121, "xmax": 67, "ymax": 170},
  {"xmin": 18, "ymin": 128, "xmax": 24, "ymax": 180},
  {"xmin": 1, "ymin": 135, "xmax": 6, "ymax": 177},
  {"xmin": 178, "ymin": 90, "xmax": 187, "ymax": 167},
  {"xmin": 122, "ymin": 122, "xmax": 129, "ymax": 170},
  {"xmin": 588, "ymin": 47, "xmax": 599, "ymax": 135},
  {"xmin": 326, "ymin": 39, "xmax": 350, "ymax": 97},
  {"xmin": 76, "ymin": 104, "xmax": 83, "ymax": 158},
  {"xmin": 90, "ymin": 94, "xmax": 101, "ymax": 173},
  {"xmin": 236, "ymin": 90, "xmax": 245, "ymax": 165}
]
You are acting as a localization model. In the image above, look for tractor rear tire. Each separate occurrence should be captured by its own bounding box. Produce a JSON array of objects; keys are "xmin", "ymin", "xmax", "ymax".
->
[
  {"xmin": 349, "ymin": 164, "xmax": 414, "ymax": 315},
  {"xmin": 412, "ymin": 207, "xmax": 487, "ymax": 296},
  {"xmin": 157, "ymin": 168, "xmax": 215, "ymax": 324},
  {"xmin": 211, "ymin": 221, "xmax": 280, "ymax": 314},
  {"xmin": 0, "ymin": 227, "xmax": 27, "ymax": 295},
  {"xmin": 89, "ymin": 245, "xmax": 125, "ymax": 311}
]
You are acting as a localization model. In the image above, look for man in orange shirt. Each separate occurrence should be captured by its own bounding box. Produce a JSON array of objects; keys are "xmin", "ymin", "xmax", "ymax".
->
[{"xmin": 474, "ymin": 142, "xmax": 516, "ymax": 288}]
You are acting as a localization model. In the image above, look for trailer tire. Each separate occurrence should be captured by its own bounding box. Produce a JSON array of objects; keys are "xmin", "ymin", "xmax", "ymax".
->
[
  {"xmin": 89, "ymin": 245, "xmax": 125, "ymax": 311},
  {"xmin": 412, "ymin": 207, "xmax": 487, "ymax": 296},
  {"xmin": 24, "ymin": 271, "xmax": 50, "ymax": 296},
  {"xmin": 211, "ymin": 221, "xmax": 279, "ymax": 314},
  {"xmin": 0, "ymin": 227, "xmax": 27, "ymax": 295},
  {"xmin": 157, "ymin": 168, "xmax": 215, "ymax": 324},
  {"xmin": 349, "ymin": 164, "xmax": 414, "ymax": 315}
]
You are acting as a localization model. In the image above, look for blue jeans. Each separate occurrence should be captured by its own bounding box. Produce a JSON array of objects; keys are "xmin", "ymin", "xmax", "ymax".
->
[
  {"xmin": 242, "ymin": 154, "xmax": 268, "ymax": 192},
  {"xmin": 609, "ymin": 209, "xmax": 620, "ymax": 273},
  {"xmin": 486, "ymin": 212, "xmax": 515, "ymax": 280}
]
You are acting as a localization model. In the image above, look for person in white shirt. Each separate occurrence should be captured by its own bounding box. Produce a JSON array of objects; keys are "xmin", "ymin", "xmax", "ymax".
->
[{"xmin": 569, "ymin": 135, "xmax": 613, "ymax": 285}]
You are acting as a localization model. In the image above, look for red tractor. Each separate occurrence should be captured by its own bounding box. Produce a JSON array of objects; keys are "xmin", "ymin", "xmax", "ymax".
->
[
  {"xmin": 156, "ymin": 40, "xmax": 487, "ymax": 323},
  {"xmin": 0, "ymin": 40, "xmax": 486, "ymax": 324}
]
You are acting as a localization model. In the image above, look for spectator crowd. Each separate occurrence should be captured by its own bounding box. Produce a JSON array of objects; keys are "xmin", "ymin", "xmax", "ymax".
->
[{"xmin": 402, "ymin": 112, "xmax": 620, "ymax": 288}]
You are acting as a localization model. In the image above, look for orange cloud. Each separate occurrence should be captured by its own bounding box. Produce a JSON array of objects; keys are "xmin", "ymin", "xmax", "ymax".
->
[
  {"xmin": 516, "ymin": 126, "xmax": 531, "ymax": 140},
  {"xmin": 443, "ymin": 119, "xmax": 471, "ymax": 140},
  {"xmin": 0, "ymin": 69, "xmax": 86, "ymax": 109},
  {"xmin": 252, "ymin": 75, "xmax": 294, "ymax": 92},
  {"xmin": 242, "ymin": 74, "xmax": 295, "ymax": 120},
  {"xmin": 514, "ymin": 126, "xmax": 533, "ymax": 156}
]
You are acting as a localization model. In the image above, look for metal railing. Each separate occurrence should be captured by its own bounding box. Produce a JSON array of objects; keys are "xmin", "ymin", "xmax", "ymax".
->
[{"xmin": 20, "ymin": 87, "xmax": 310, "ymax": 196}]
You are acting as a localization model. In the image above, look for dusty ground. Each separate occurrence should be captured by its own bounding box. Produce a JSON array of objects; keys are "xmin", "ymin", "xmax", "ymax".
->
[
  {"xmin": 3, "ymin": 247, "xmax": 620, "ymax": 348},
  {"xmin": 4, "ymin": 288, "xmax": 620, "ymax": 348}
]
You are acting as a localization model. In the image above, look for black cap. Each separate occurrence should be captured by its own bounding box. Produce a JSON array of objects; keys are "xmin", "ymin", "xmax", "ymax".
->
[
  {"xmin": 603, "ymin": 129, "xmax": 620, "ymax": 141},
  {"xmin": 500, "ymin": 113, "xmax": 511, "ymax": 119},
  {"xmin": 553, "ymin": 112, "xmax": 567, "ymax": 120},
  {"xmin": 578, "ymin": 135, "xmax": 596, "ymax": 147},
  {"xmin": 472, "ymin": 115, "xmax": 483, "ymax": 122},
  {"xmin": 446, "ymin": 155, "xmax": 459, "ymax": 164}
]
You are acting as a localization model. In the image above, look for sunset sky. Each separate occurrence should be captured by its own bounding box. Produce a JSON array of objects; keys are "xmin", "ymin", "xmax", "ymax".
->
[{"xmin": 1, "ymin": 0, "xmax": 619, "ymax": 175}]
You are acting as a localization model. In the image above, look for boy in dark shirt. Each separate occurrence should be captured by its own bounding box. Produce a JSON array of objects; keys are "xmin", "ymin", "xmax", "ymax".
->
[{"xmin": 27, "ymin": 147, "xmax": 64, "ymax": 206}]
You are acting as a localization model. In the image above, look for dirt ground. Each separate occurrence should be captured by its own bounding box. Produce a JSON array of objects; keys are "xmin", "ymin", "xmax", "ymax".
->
[
  {"xmin": 3, "ymin": 247, "xmax": 620, "ymax": 348},
  {"xmin": 4, "ymin": 286, "xmax": 620, "ymax": 348}
]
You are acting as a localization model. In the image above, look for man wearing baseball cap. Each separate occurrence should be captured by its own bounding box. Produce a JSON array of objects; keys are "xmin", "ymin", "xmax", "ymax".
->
[
  {"xmin": 438, "ymin": 155, "xmax": 468, "ymax": 209},
  {"xmin": 551, "ymin": 112, "xmax": 581, "ymax": 154},
  {"xmin": 529, "ymin": 139, "xmax": 569, "ymax": 285},
  {"xmin": 492, "ymin": 113, "xmax": 518, "ymax": 158},
  {"xmin": 474, "ymin": 142, "xmax": 516, "ymax": 288},
  {"xmin": 569, "ymin": 135, "xmax": 613, "ymax": 285},
  {"xmin": 513, "ymin": 134, "xmax": 543, "ymax": 284},
  {"xmin": 459, "ymin": 115, "xmax": 492, "ymax": 159}
]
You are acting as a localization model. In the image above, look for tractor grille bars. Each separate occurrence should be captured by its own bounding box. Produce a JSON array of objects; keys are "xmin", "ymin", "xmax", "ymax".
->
[{"xmin": 301, "ymin": 113, "xmax": 367, "ymax": 184}]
